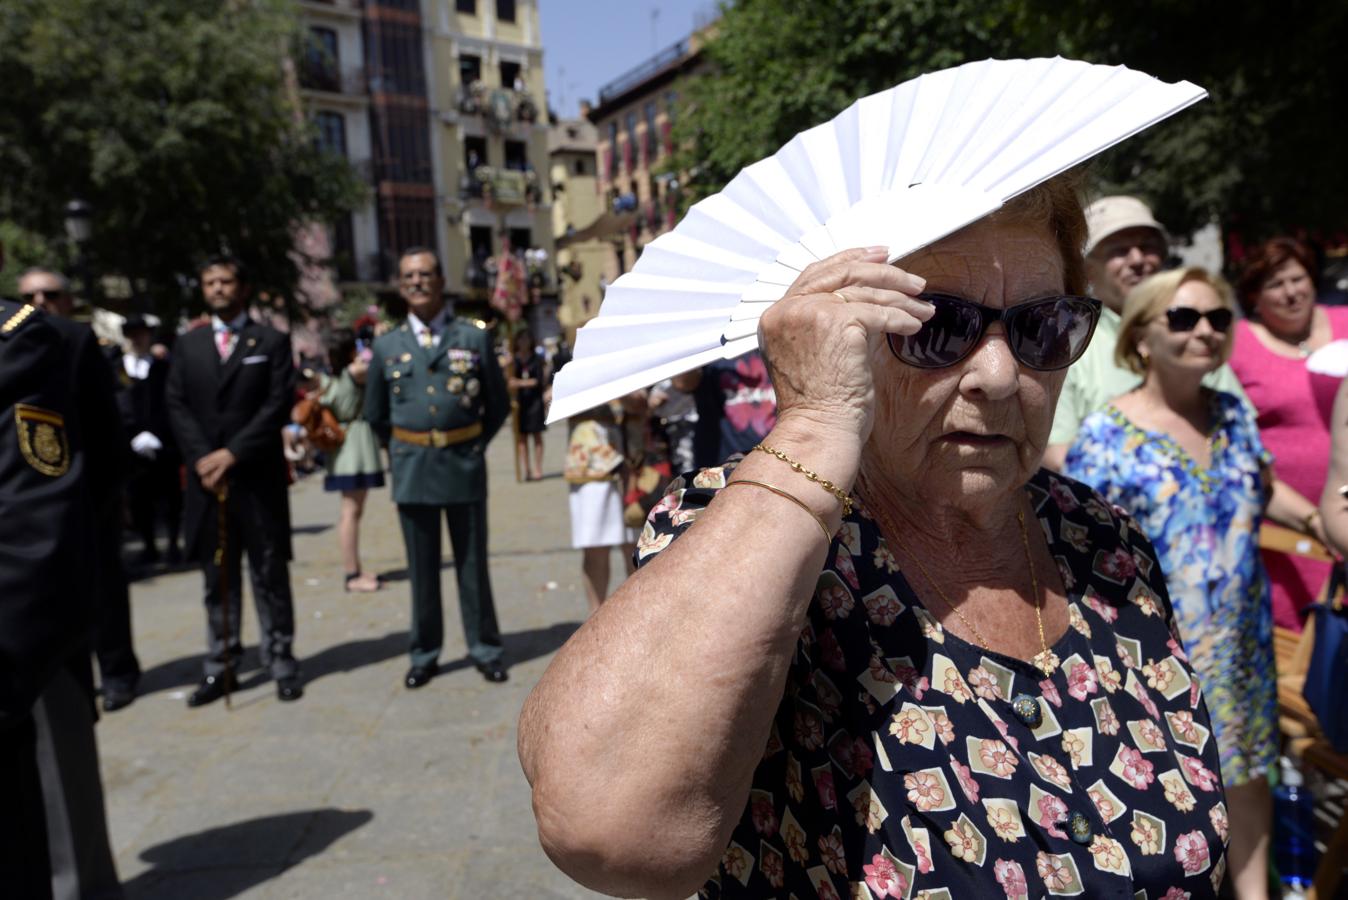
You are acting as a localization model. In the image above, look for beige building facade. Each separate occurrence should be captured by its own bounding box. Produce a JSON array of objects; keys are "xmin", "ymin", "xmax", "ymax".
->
[{"xmin": 548, "ymin": 118, "xmax": 606, "ymax": 340}]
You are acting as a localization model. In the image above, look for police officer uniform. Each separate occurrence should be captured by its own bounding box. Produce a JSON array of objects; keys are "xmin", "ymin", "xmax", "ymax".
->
[
  {"xmin": 0, "ymin": 300, "xmax": 120, "ymax": 898},
  {"xmin": 364, "ymin": 308, "xmax": 510, "ymax": 684}
]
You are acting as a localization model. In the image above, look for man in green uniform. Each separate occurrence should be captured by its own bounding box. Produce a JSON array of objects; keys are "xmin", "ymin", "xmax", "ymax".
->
[{"xmin": 365, "ymin": 247, "xmax": 511, "ymax": 687}]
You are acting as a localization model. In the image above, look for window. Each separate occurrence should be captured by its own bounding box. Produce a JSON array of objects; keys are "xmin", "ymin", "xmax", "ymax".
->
[
  {"xmin": 470, "ymin": 226, "xmax": 494, "ymax": 260},
  {"xmin": 625, "ymin": 111, "xmax": 639, "ymax": 167},
  {"xmin": 607, "ymin": 122, "xmax": 618, "ymax": 150},
  {"xmin": 496, "ymin": 0, "xmax": 516, "ymax": 23},
  {"xmin": 644, "ymin": 101, "xmax": 658, "ymax": 160},
  {"xmin": 315, "ymin": 111, "xmax": 347, "ymax": 157},
  {"xmin": 665, "ymin": 90, "xmax": 678, "ymax": 126},
  {"xmin": 366, "ymin": 21, "xmax": 425, "ymax": 95},
  {"xmin": 459, "ymin": 53, "xmax": 481, "ymax": 86},
  {"xmin": 500, "ymin": 60, "xmax": 521, "ymax": 90},
  {"xmin": 456, "ymin": 0, "xmax": 476, "ymax": 13},
  {"xmin": 302, "ymin": 27, "xmax": 340, "ymax": 92},
  {"xmin": 508, "ymin": 228, "xmax": 532, "ymax": 252},
  {"xmin": 371, "ymin": 105, "xmax": 432, "ymax": 183},
  {"xmin": 573, "ymin": 158, "xmax": 587, "ymax": 176},
  {"xmin": 504, "ymin": 139, "xmax": 527, "ymax": 171},
  {"xmin": 464, "ymin": 135, "xmax": 487, "ymax": 171},
  {"xmin": 376, "ymin": 195, "xmax": 435, "ymax": 279},
  {"xmin": 332, "ymin": 216, "xmax": 356, "ymax": 281}
]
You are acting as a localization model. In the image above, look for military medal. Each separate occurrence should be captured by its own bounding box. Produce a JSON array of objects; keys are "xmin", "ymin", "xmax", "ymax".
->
[
  {"xmin": 465, "ymin": 378, "xmax": 481, "ymax": 397},
  {"xmin": 447, "ymin": 376, "xmax": 464, "ymax": 394}
]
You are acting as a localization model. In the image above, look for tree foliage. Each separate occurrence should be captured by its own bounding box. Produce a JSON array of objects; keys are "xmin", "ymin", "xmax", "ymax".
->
[
  {"xmin": 672, "ymin": 0, "xmax": 1348, "ymax": 243},
  {"xmin": 0, "ymin": 0, "xmax": 366, "ymax": 316}
]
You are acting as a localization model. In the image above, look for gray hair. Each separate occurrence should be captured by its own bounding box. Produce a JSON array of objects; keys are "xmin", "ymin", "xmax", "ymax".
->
[{"xmin": 18, "ymin": 267, "xmax": 70, "ymax": 292}]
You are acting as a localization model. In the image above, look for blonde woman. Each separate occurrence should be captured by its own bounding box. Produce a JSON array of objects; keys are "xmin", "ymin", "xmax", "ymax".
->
[{"xmin": 1065, "ymin": 268, "xmax": 1274, "ymax": 899}]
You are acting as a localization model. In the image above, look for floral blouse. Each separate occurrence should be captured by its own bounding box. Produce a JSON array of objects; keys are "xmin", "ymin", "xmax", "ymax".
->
[{"xmin": 637, "ymin": 464, "xmax": 1229, "ymax": 899}]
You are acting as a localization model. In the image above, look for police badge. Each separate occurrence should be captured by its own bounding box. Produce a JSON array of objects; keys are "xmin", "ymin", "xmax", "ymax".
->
[{"xmin": 15, "ymin": 403, "xmax": 70, "ymax": 476}]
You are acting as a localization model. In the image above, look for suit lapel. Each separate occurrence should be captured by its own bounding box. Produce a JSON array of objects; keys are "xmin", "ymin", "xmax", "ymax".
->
[{"xmin": 216, "ymin": 321, "xmax": 255, "ymax": 394}]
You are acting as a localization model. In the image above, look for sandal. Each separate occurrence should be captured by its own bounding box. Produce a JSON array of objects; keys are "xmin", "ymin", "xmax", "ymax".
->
[{"xmin": 344, "ymin": 572, "xmax": 383, "ymax": 593}]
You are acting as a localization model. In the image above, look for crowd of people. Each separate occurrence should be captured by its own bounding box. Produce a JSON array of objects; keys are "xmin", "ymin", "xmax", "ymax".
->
[{"xmin": 3, "ymin": 185, "xmax": 1345, "ymax": 896}]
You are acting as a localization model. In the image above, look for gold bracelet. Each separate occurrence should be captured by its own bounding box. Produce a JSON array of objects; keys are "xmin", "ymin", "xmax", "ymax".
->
[
  {"xmin": 723, "ymin": 479, "xmax": 832, "ymax": 543},
  {"xmin": 1304, "ymin": 509, "xmax": 1321, "ymax": 534},
  {"xmin": 753, "ymin": 443, "xmax": 856, "ymax": 516}
]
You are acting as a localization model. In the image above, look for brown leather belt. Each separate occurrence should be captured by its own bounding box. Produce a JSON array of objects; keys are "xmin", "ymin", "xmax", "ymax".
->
[{"xmin": 391, "ymin": 422, "xmax": 482, "ymax": 448}]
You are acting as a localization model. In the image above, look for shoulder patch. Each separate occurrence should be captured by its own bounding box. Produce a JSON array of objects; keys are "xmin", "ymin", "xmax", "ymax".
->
[
  {"xmin": 15, "ymin": 403, "xmax": 71, "ymax": 476},
  {"xmin": 0, "ymin": 303, "xmax": 38, "ymax": 339}
]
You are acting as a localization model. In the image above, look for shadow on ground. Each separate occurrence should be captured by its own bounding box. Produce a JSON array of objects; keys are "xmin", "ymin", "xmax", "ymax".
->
[
  {"xmin": 290, "ymin": 523, "xmax": 334, "ymax": 536},
  {"xmin": 122, "ymin": 808, "xmax": 372, "ymax": 900},
  {"xmin": 437, "ymin": 621, "xmax": 581, "ymax": 677}
]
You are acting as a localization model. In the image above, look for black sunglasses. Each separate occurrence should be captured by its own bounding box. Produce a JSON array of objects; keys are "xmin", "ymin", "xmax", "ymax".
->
[
  {"xmin": 1164, "ymin": 306, "xmax": 1232, "ymax": 334},
  {"xmin": 887, "ymin": 293, "xmax": 1102, "ymax": 371}
]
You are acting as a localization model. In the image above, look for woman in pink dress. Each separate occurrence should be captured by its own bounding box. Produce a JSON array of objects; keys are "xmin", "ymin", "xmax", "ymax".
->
[{"xmin": 1229, "ymin": 237, "xmax": 1347, "ymax": 630}]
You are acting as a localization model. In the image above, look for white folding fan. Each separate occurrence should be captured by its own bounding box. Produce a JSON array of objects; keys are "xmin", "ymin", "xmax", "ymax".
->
[{"xmin": 547, "ymin": 57, "xmax": 1207, "ymax": 423}]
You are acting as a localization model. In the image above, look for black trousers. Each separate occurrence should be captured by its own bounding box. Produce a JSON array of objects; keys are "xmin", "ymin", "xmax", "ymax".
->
[
  {"xmin": 200, "ymin": 487, "xmax": 297, "ymax": 679},
  {"xmin": 0, "ymin": 713, "xmax": 53, "ymax": 900},
  {"xmin": 127, "ymin": 457, "xmax": 181, "ymax": 553},
  {"xmin": 94, "ymin": 510, "xmax": 139, "ymax": 691}
]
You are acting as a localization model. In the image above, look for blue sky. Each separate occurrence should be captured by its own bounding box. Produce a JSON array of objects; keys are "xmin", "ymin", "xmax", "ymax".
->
[{"xmin": 539, "ymin": 0, "xmax": 720, "ymax": 118}]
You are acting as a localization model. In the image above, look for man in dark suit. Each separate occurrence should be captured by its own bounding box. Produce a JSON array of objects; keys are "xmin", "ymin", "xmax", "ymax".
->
[
  {"xmin": 365, "ymin": 247, "xmax": 511, "ymax": 687},
  {"xmin": 165, "ymin": 255, "xmax": 302, "ymax": 705},
  {"xmin": 115, "ymin": 314, "xmax": 182, "ymax": 565},
  {"xmin": 0, "ymin": 296, "xmax": 121, "ymax": 899}
]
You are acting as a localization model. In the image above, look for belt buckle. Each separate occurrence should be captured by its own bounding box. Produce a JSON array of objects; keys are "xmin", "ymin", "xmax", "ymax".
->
[{"xmin": 430, "ymin": 429, "xmax": 450, "ymax": 448}]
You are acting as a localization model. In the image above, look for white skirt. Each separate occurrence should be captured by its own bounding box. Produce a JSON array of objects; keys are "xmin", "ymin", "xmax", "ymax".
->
[{"xmin": 569, "ymin": 480, "xmax": 639, "ymax": 549}]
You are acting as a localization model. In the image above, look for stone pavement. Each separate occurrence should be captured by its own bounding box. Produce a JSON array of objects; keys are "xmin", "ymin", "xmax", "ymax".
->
[{"xmin": 99, "ymin": 421, "xmax": 616, "ymax": 898}]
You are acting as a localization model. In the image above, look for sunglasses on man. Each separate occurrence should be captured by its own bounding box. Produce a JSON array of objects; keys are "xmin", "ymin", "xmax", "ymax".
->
[
  {"xmin": 887, "ymin": 293, "xmax": 1103, "ymax": 371},
  {"xmin": 1163, "ymin": 307, "xmax": 1232, "ymax": 334},
  {"xmin": 20, "ymin": 289, "xmax": 66, "ymax": 303}
]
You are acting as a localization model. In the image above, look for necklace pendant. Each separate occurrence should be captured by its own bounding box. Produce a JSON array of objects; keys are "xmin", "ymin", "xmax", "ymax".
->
[{"xmin": 1032, "ymin": 648, "xmax": 1060, "ymax": 676}]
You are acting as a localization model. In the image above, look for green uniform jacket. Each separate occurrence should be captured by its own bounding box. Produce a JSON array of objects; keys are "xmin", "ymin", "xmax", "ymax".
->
[{"xmin": 364, "ymin": 317, "xmax": 509, "ymax": 506}]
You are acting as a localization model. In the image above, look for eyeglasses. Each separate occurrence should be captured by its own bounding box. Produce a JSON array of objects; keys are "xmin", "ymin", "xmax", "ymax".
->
[
  {"xmin": 886, "ymin": 293, "xmax": 1102, "ymax": 371},
  {"xmin": 20, "ymin": 289, "xmax": 65, "ymax": 303},
  {"xmin": 1163, "ymin": 306, "xmax": 1232, "ymax": 334}
]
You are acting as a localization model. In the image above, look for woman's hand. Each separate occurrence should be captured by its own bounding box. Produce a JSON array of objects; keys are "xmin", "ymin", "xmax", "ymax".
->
[
  {"xmin": 347, "ymin": 357, "xmax": 369, "ymax": 384},
  {"xmin": 758, "ymin": 246, "xmax": 931, "ymax": 447}
]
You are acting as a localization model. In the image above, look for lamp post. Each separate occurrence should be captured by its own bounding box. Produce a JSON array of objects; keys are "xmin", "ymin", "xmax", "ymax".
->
[{"xmin": 63, "ymin": 198, "xmax": 93, "ymax": 303}]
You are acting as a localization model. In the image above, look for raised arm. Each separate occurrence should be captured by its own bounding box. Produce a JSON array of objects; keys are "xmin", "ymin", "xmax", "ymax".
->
[{"xmin": 517, "ymin": 247, "xmax": 932, "ymax": 897}]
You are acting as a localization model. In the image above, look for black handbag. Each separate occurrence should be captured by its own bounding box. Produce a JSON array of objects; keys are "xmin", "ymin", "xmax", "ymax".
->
[{"xmin": 1303, "ymin": 564, "xmax": 1348, "ymax": 752}]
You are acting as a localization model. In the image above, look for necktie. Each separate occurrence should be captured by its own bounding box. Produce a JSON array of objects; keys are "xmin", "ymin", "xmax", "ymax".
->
[{"xmin": 216, "ymin": 328, "xmax": 234, "ymax": 360}]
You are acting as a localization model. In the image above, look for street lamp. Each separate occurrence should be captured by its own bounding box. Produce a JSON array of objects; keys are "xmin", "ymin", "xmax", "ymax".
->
[{"xmin": 63, "ymin": 198, "xmax": 93, "ymax": 302}]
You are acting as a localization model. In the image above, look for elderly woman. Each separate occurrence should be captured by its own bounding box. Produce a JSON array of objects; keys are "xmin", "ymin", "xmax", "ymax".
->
[
  {"xmin": 1064, "ymin": 268, "xmax": 1272, "ymax": 899},
  {"xmin": 519, "ymin": 177, "xmax": 1230, "ymax": 898},
  {"xmin": 1228, "ymin": 237, "xmax": 1348, "ymax": 630}
]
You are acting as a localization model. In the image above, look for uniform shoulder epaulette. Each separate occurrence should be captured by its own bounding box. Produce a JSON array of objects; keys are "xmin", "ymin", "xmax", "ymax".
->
[{"xmin": 0, "ymin": 301, "xmax": 39, "ymax": 340}]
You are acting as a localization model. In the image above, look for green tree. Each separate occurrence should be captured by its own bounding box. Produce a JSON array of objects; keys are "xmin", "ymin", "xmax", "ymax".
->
[
  {"xmin": 672, "ymin": 0, "xmax": 1348, "ymax": 245},
  {"xmin": 0, "ymin": 0, "xmax": 366, "ymax": 318}
]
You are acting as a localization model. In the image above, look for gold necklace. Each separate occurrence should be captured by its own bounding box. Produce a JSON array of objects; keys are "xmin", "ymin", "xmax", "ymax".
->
[{"xmin": 888, "ymin": 508, "xmax": 1059, "ymax": 676}]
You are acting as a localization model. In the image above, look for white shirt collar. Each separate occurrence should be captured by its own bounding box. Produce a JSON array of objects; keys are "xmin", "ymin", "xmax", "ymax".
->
[
  {"xmin": 211, "ymin": 311, "xmax": 249, "ymax": 333},
  {"xmin": 408, "ymin": 306, "xmax": 450, "ymax": 339}
]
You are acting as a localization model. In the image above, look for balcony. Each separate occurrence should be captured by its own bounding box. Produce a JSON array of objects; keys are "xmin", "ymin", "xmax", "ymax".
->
[
  {"xmin": 461, "ymin": 165, "xmax": 543, "ymax": 206},
  {"xmin": 457, "ymin": 82, "xmax": 541, "ymax": 127},
  {"xmin": 299, "ymin": 62, "xmax": 367, "ymax": 96}
]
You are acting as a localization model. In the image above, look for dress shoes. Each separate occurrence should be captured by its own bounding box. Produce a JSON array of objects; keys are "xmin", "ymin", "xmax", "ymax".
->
[
  {"xmin": 276, "ymin": 676, "xmax": 304, "ymax": 702},
  {"xmin": 101, "ymin": 682, "xmax": 137, "ymax": 713},
  {"xmin": 404, "ymin": 665, "xmax": 436, "ymax": 689},
  {"xmin": 187, "ymin": 672, "xmax": 237, "ymax": 708},
  {"xmin": 474, "ymin": 659, "xmax": 509, "ymax": 683}
]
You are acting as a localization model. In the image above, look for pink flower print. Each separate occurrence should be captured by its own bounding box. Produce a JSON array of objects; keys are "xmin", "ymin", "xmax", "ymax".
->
[
  {"xmin": 913, "ymin": 835, "xmax": 933, "ymax": 874},
  {"xmin": 889, "ymin": 708, "xmax": 930, "ymax": 745},
  {"xmin": 783, "ymin": 820, "xmax": 808, "ymax": 864},
  {"xmin": 1088, "ymin": 788, "xmax": 1116, "ymax": 822},
  {"xmin": 1069, "ymin": 603, "xmax": 1092, "ymax": 638},
  {"xmin": 944, "ymin": 819, "xmax": 981, "ymax": 863},
  {"xmin": 991, "ymin": 715, "xmax": 1020, "ymax": 751},
  {"xmin": 1164, "ymin": 776, "xmax": 1197, "ymax": 812},
  {"xmin": 904, "ymin": 770, "xmax": 947, "ymax": 812},
  {"xmin": 1161, "ymin": 889, "xmax": 1191, "ymax": 900},
  {"xmin": 891, "ymin": 662, "xmax": 928, "ymax": 700},
  {"xmin": 817, "ymin": 583, "xmax": 855, "ymax": 620},
  {"xmin": 833, "ymin": 546, "xmax": 859, "ymax": 589},
  {"xmin": 691, "ymin": 466, "xmax": 726, "ymax": 489},
  {"xmin": 951, "ymin": 758, "xmax": 980, "ymax": 803},
  {"xmin": 1189, "ymin": 680, "xmax": 1202, "ymax": 710},
  {"xmin": 814, "ymin": 768, "xmax": 837, "ymax": 810},
  {"xmin": 1097, "ymin": 547, "xmax": 1137, "ymax": 581},
  {"xmin": 1169, "ymin": 710, "xmax": 1200, "ymax": 744},
  {"xmin": 1143, "ymin": 660, "xmax": 1175, "ymax": 694},
  {"xmin": 987, "ymin": 804, "xmax": 1022, "ymax": 842},
  {"xmin": 1037, "ymin": 794, "xmax": 1068, "ymax": 839},
  {"xmin": 1133, "ymin": 589, "xmax": 1161, "ymax": 618},
  {"xmin": 818, "ymin": 830, "xmax": 847, "ymax": 875},
  {"xmin": 719, "ymin": 355, "xmax": 776, "ymax": 434},
  {"xmin": 1131, "ymin": 815, "xmax": 1162, "ymax": 854},
  {"xmin": 968, "ymin": 666, "xmax": 1004, "ymax": 701},
  {"xmin": 1118, "ymin": 746, "xmax": 1156, "ymax": 790},
  {"xmin": 1167, "ymin": 635, "xmax": 1189, "ymax": 663},
  {"xmin": 864, "ymin": 590, "xmax": 903, "ymax": 626},
  {"xmin": 863, "ymin": 854, "xmax": 907, "ymax": 898},
  {"xmin": 868, "ymin": 654, "xmax": 898, "ymax": 685},
  {"xmin": 1036, "ymin": 754, "xmax": 1072, "ymax": 790},
  {"xmin": 669, "ymin": 505, "xmax": 700, "ymax": 528},
  {"xmin": 1061, "ymin": 731, "xmax": 1088, "ymax": 768},
  {"xmin": 1209, "ymin": 804, "xmax": 1229, "ymax": 842},
  {"xmin": 1138, "ymin": 719, "xmax": 1166, "ymax": 751},
  {"xmin": 649, "ymin": 489, "xmax": 683, "ymax": 518},
  {"xmin": 785, "ymin": 756, "xmax": 804, "ymax": 803},
  {"xmin": 994, "ymin": 858, "xmax": 1028, "ymax": 899},
  {"xmin": 942, "ymin": 668, "xmax": 974, "ymax": 704},
  {"xmin": 1067, "ymin": 661, "xmax": 1099, "ymax": 701},
  {"xmin": 750, "ymin": 794, "xmax": 778, "ymax": 837},
  {"xmin": 1049, "ymin": 478, "xmax": 1079, "ymax": 512},
  {"xmin": 760, "ymin": 847, "xmax": 784, "ymax": 888},
  {"xmin": 1134, "ymin": 684, "xmax": 1160, "ymax": 720},
  {"xmin": 1096, "ymin": 701, "xmax": 1120, "ymax": 736},
  {"xmin": 1179, "ymin": 754, "xmax": 1219, "ymax": 792},
  {"xmin": 793, "ymin": 707, "xmax": 824, "ymax": 750},
  {"xmin": 1095, "ymin": 657, "xmax": 1122, "ymax": 693},
  {"xmin": 846, "ymin": 737, "xmax": 874, "ymax": 779},
  {"xmin": 1116, "ymin": 640, "xmax": 1137, "ymax": 670},
  {"xmin": 979, "ymin": 739, "xmax": 1019, "ymax": 777},
  {"xmin": 721, "ymin": 844, "xmax": 751, "ymax": 882},
  {"xmin": 931, "ymin": 709, "xmax": 955, "ymax": 745},
  {"xmin": 1089, "ymin": 835, "xmax": 1126, "ymax": 873},
  {"xmin": 1084, "ymin": 496, "xmax": 1113, "ymax": 524},
  {"xmin": 1040, "ymin": 678, "xmax": 1063, "ymax": 707},
  {"xmin": 1036, "ymin": 852, "xmax": 1075, "ymax": 892},
  {"xmin": 1085, "ymin": 593, "xmax": 1119, "ymax": 623},
  {"xmin": 815, "ymin": 881, "xmax": 840, "ymax": 900},
  {"xmin": 873, "ymin": 541, "xmax": 899, "ymax": 573},
  {"xmin": 1056, "ymin": 557, "xmax": 1078, "ymax": 591},
  {"xmin": 1173, "ymin": 830, "xmax": 1210, "ymax": 874},
  {"xmin": 819, "ymin": 628, "xmax": 846, "ymax": 671}
]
